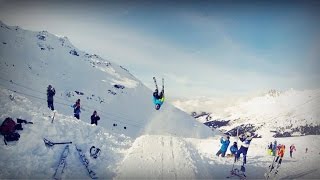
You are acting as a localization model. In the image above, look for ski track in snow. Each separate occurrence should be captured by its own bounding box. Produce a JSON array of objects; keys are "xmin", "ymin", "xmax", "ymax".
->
[{"xmin": 1, "ymin": 21, "xmax": 320, "ymax": 180}]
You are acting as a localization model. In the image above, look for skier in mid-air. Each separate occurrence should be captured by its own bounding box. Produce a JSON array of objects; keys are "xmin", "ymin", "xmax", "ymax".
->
[{"xmin": 152, "ymin": 77, "xmax": 165, "ymax": 110}]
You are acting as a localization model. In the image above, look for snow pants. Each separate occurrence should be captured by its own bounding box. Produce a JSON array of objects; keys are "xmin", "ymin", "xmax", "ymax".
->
[
  {"xmin": 236, "ymin": 146, "xmax": 248, "ymax": 164},
  {"xmin": 47, "ymin": 100, "xmax": 54, "ymax": 111},
  {"xmin": 216, "ymin": 149, "xmax": 226, "ymax": 157}
]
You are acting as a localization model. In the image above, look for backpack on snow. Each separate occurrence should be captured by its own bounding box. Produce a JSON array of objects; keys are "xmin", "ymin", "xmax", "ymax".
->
[{"xmin": 0, "ymin": 117, "xmax": 20, "ymax": 145}]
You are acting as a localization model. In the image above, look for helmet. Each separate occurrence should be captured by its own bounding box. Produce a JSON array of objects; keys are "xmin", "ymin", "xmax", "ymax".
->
[
  {"xmin": 245, "ymin": 132, "xmax": 251, "ymax": 137},
  {"xmin": 155, "ymin": 104, "xmax": 160, "ymax": 110}
]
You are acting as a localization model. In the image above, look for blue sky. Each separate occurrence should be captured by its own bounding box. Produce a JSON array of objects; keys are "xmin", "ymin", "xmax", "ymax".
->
[{"xmin": 0, "ymin": 0, "xmax": 319, "ymax": 99}]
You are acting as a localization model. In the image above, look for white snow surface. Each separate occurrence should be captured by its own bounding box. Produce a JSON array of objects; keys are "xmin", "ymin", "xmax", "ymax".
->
[
  {"xmin": 173, "ymin": 89, "xmax": 320, "ymax": 137},
  {"xmin": 1, "ymin": 22, "xmax": 320, "ymax": 179}
]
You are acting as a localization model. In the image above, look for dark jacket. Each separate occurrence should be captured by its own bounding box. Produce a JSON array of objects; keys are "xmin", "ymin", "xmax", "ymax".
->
[
  {"xmin": 91, "ymin": 115, "xmax": 100, "ymax": 124},
  {"xmin": 73, "ymin": 103, "xmax": 81, "ymax": 114},
  {"xmin": 47, "ymin": 88, "xmax": 55, "ymax": 102}
]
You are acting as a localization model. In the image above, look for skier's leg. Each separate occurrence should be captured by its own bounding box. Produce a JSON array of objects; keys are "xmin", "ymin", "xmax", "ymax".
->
[
  {"xmin": 216, "ymin": 149, "xmax": 222, "ymax": 157},
  {"xmin": 221, "ymin": 151, "xmax": 226, "ymax": 157}
]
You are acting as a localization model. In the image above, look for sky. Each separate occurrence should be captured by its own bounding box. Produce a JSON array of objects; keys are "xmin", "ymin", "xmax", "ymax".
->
[{"xmin": 0, "ymin": 0, "xmax": 320, "ymax": 99}]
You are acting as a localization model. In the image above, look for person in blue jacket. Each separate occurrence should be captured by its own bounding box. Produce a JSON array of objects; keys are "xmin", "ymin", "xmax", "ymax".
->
[
  {"xmin": 273, "ymin": 140, "xmax": 277, "ymax": 156},
  {"xmin": 216, "ymin": 135, "xmax": 230, "ymax": 157},
  {"xmin": 235, "ymin": 132, "xmax": 253, "ymax": 164},
  {"xmin": 230, "ymin": 142, "xmax": 238, "ymax": 157},
  {"xmin": 153, "ymin": 89, "xmax": 165, "ymax": 110}
]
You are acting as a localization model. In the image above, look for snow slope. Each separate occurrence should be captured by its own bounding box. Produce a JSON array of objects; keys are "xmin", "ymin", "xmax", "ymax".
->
[
  {"xmin": 173, "ymin": 89, "xmax": 320, "ymax": 137},
  {"xmin": 1, "ymin": 21, "xmax": 319, "ymax": 179},
  {"xmin": 0, "ymin": 21, "xmax": 212, "ymax": 139}
]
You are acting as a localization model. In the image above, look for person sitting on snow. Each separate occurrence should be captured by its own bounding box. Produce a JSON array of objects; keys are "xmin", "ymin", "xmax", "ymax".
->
[
  {"xmin": 235, "ymin": 132, "xmax": 253, "ymax": 165},
  {"xmin": 216, "ymin": 135, "xmax": 230, "ymax": 157}
]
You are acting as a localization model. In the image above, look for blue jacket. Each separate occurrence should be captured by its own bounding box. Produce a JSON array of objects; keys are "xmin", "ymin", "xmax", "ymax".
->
[
  {"xmin": 230, "ymin": 144, "xmax": 238, "ymax": 154},
  {"xmin": 220, "ymin": 137, "xmax": 230, "ymax": 152},
  {"xmin": 153, "ymin": 96, "xmax": 164, "ymax": 106}
]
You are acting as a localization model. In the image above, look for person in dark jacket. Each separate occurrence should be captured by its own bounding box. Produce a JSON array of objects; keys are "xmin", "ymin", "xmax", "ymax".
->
[
  {"xmin": 216, "ymin": 135, "xmax": 230, "ymax": 157},
  {"xmin": 47, "ymin": 85, "xmax": 55, "ymax": 111},
  {"xmin": 91, "ymin": 111, "xmax": 100, "ymax": 125},
  {"xmin": 230, "ymin": 142, "xmax": 238, "ymax": 156},
  {"xmin": 73, "ymin": 99, "xmax": 81, "ymax": 119}
]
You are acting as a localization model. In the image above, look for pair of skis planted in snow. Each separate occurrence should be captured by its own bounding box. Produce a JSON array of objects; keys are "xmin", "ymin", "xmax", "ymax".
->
[
  {"xmin": 227, "ymin": 127, "xmax": 247, "ymax": 180},
  {"xmin": 264, "ymin": 156, "xmax": 281, "ymax": 180},
  {"xmin": 45, "ymin": 138, "xmax": 97, "ymax": 179}
]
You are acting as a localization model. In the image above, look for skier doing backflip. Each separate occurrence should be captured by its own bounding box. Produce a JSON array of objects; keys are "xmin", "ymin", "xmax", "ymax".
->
[{"xmin": 152, "ymin": 77, "xmax": 165, "ymax": 110}]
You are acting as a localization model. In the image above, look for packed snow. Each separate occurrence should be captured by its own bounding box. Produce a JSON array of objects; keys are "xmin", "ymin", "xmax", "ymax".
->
[{"xmin": 1, "ymin": 21, "xmax": 320, "ymax": 179}]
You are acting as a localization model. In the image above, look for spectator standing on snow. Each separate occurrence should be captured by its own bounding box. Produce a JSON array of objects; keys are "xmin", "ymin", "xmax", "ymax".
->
[
  {"xmin": 272, "ymin": 140, "xmax": 277, "ymax": 156},
  {"xmin": 274, "ymin": 144, "xmax": 286, "ymax": 170},
  {"xmin": 268, "ymin": 142, "xmax": 273, "ymax": 155},
  {"xmin": 72, "ymin": 99, "xmax": 81, "ymax": 119},
  {"xmin": 216, "ymin": 135, "xmax": 230, "ymax": 157},
  {"xmin": 91, "ymin": 111, "xmax": 100, "ymax": 125},
  {"xmin": 47, "ymin": 85, "xmax": 56, "ymax": 111},
  {"xmin": 289, "ymin": 144, "xmax": 296, "ymax": 158}
]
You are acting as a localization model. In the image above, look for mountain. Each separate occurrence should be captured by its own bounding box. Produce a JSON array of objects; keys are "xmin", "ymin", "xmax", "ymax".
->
[
  {"xmin": 173, "ymin": 89, "xmax": 320, "ymax": 138},
  {"xmin": 0, "ymin": 21, "xmax": 212, "ymax": 139},
  {"xmin": 1, "ymin": 21, "xmax": 320, "ymax": 179}
]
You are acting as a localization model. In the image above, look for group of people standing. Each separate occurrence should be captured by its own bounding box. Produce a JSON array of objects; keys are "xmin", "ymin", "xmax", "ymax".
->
[
  {"xmin": 46, "ymin": 85, "xmax": 100, "ymax": 125},
  {"xmin": 216, "ymin": 132, "xmax": 253, "ymax": 165}
]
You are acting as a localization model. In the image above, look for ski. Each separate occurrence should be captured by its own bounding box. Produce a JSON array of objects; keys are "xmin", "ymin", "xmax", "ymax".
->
[
  {"xmin": 51, "ymin": 110, "xmax": 56, "ymax": 123},
  {"xmin": 75, "ymin": 145, "xmax": 98, "ymax": 179},
  {"xmin": 162, "ymin": 78, "xmax": 164, "ymax": 91},
  {"xmin": 44, "ymin": 138, "xmax": 72, "ymax": 147},
  {"xmin": 264, "ymin": 157, "xmax": 276, "ymax": 179},
  {"xmin": 53, "ymin": 145, "xmax": 69, "ymax": 180},
  {"xmin": 153, "ymin": 77, "xmax": 158, "ymax": 90},
  {"xmin": 227, "ymin": 168, "xmax": 246, "ymax": 180}
]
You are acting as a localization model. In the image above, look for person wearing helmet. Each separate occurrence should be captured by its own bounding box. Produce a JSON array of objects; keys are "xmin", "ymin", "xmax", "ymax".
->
[
  {"xmin": 153, "ymin": 88, "xmax": 165, "ymax": 110},
  {"xmin": 235, "ymin": 132, "xmax": 253, "ymax": 165}
]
